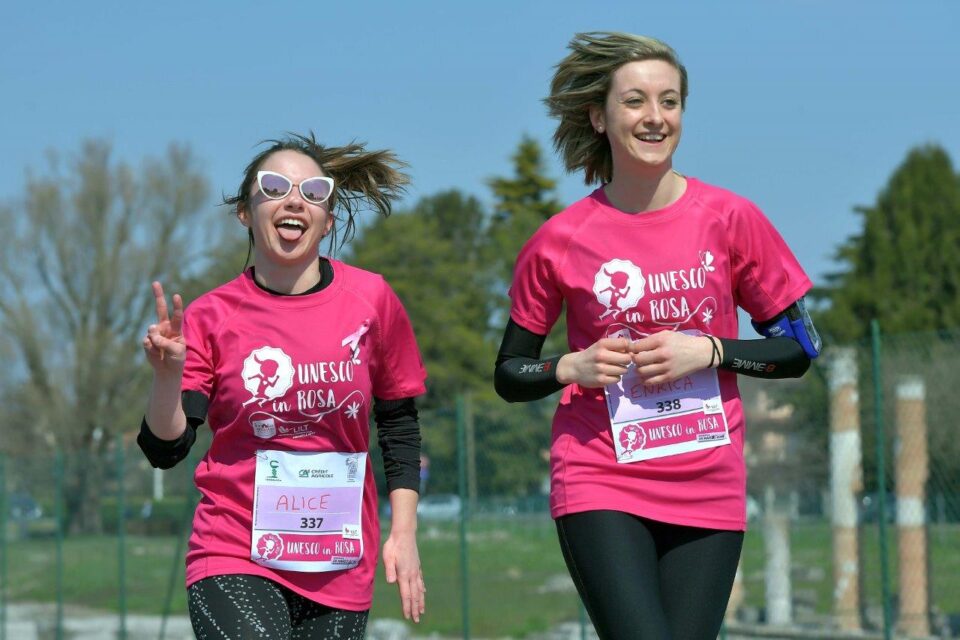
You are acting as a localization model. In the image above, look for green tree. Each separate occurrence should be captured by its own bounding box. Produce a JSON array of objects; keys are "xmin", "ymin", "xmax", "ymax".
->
[
  {"xmin": 0, "ymin": 140, "xmax": 211, "ymax": 532},
  {"xmin": 487, "ymin": 136, "xmax": 565, "ymax": 330},
  {"xmin": 775, "ymin": 144, "xmax": 960, "ymax": 515},
  {"xmin": 348, "ymin": 190, "xmax": 493, "ymax": 407},
  {"xmin": 352, "ymin": 137, "xmax": 571, "ymax": 498},
  {"xmin": 819, "ymin": 144, "xmax": 960, "ymax": 342},
  {"xmin": 481, "ymin": 136, "xmax": 567, "ymax": 496},
  {"xmin": 347, "ymin": 190, "xmax": 494, "ymax": 494}
]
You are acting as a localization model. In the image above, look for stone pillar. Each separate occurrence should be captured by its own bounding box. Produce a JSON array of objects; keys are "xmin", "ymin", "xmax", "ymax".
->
[
  {"xmin": 764, "ymin": 510, "xmax": 792, "ymax": 625},
  {"xmin": 895, "ymin": 376, "xmax": 930, "ymax": 638},
  {"xmin": 828, "ymin": 348, "xmax": 862, "ymax": 631}
]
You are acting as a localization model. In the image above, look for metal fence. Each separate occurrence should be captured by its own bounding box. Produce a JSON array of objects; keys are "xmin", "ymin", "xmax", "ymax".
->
[{"xmin": 1, "ymin": 324, "xmax": 958, "ymax": 639}]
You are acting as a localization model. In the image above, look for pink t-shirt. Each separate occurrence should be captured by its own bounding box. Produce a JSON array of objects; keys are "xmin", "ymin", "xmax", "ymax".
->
[
  {"xmin": 509, "ymin": 178, "xmax": 811, "ymax": 531},
  {"xmin": 180, "ymin": 260, "xmax": 426, "ymax": 610}
]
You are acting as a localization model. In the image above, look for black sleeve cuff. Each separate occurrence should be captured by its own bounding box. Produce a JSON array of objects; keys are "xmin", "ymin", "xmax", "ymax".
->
[
  {"xmin": 137, "ymin": 390, "xmax": 208, "ymax": 470},
  {"xmin": 374, "ymin": 397, "xmax": 422, "ymax": 493},
  {"xmin": 137, "ymin": 417, "xmax": 197, "ymax": 470}
]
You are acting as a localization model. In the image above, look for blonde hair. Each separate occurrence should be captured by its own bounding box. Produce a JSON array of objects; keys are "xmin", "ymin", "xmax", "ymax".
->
[
  {"xmin": 225, "ymin": 132, "xmax": 409, "ymax": 255},
  {"xmin": 544, "ymin": 32, "xmax": 688, "ymax": 185}
]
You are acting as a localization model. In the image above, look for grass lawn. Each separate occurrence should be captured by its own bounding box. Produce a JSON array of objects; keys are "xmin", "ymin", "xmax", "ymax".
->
[
  {"xmin": 371, "ymin": 517, "xmax": 580, "ymax": 637},
  {"xmin": 1, "ymin": 518, "xmax": 580, "ymax": 637},
  {"xmin": 2, "ymin": 518, "xmax": 957, "ymax": 637},
  {"xmin": 3, "ymin": 533, "xmax": 191, "ymax": 615}
]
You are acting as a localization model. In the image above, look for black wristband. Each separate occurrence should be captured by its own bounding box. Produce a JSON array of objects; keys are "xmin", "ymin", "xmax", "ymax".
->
[{"xmin": 706, "ymin": 335, "xmax": 721, "ymax": 369}]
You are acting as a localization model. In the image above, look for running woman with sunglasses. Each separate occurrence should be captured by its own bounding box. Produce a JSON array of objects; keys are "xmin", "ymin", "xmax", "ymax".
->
[
  {"xmin": 140, "ymin": 133, "xmax": 427, "ymax": 639},
  {"xmin": 495, "ymin": 33, "xmax": 821, "ymax": 640}
]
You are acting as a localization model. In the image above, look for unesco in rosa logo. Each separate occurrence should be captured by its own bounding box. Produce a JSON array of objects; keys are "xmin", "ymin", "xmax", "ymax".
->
[{"xmin": 256, "ymin": 533, "xmax": 284, "ymax": 561}]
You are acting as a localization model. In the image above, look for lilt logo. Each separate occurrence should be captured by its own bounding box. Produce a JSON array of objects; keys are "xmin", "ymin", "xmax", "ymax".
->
[
  {"xmin": 593, "ymin": 259, "xmax": 645, "ymax": 320},
  {"xmin": 242, "ymin": 346, "xmax": 295, "ymax": 406}
]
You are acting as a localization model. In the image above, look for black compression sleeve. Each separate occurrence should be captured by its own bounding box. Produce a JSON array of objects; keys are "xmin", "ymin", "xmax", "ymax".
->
[
  {"xmin": 717, "ymin": 337, "xmax": 810, "ymax": 379},
  {"xmin": 494, "ymin": 318, "xmax": 565, "ymax": 403},
  {"xmin": 138, "ymin": 390, "xmax": 208, "ymax": 470},
  {"xmin": 374, "ymin": 396, "xmax": 422, "ymax": 493}
]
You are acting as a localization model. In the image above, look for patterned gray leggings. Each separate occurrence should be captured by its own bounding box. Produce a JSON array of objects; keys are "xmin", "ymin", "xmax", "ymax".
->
[{"xmin": 188, "ymin": 574, "xmax": 369, "ymax": 639}]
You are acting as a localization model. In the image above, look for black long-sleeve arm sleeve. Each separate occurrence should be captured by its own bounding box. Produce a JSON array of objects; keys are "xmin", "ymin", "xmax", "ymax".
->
[
  {"xmin": 493, "ymin": 317, "xmax": 812, "ymax": 404},
  {"xmin": 374, "ymin": 396, "xmax": 422, "ymax": 493},
  {"xmin": 717, "ymin": 336, "xmax": 811, "ymax": 378},
  {"xmin": 494, "ymin": 318, "xmax": 565, "ymax": 403}
]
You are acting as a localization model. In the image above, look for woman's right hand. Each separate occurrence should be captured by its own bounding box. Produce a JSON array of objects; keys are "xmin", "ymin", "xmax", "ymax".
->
[
  {"xmin": 556, "ymin": 337, "xmax": 633, "ymax": 388},
  {"xmin": 142, "ymin": 281, "xmax": 186, "ymax": 375}
]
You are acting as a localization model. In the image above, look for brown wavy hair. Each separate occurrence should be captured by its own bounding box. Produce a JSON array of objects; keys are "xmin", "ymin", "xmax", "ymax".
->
[
  {"xmin": 224, "ymin": 132, "xmax": 409, "ymax": 258},
  {"xmin": 544, "ymin": 32, "xmax": 688, "ymax": 185}
]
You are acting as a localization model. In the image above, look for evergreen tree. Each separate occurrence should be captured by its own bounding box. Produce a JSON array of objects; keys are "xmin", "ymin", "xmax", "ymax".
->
[
  {"xmin": 347, "ymin": 190, "xmax": 494, "ymax": 494},
  {"xmin": 348, "ymin": 138, "xmax": 569, "ymax": 498},
  {"xmin": 347, "ymin": 190, "xmax": 494, "ymax": 409},
  {"xmin": 480, "ymin": 137, "xmax": 568, "ymax": 497},
  {"xmin": 819, "ymin": 144, "xmax": 960, "ymax": 341},
  {"xmin": 487, "ymin": 136, "xmax": 565, "ymax": 322},
  {"xmin": 790, "ymin": 144, "xmax": 960, "ymax": 514}
]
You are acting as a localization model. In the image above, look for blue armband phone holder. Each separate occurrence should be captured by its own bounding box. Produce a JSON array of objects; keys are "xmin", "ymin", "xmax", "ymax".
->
[{"xmin": 751, "ymin": 298, "xmax": 822, "ymax": 359}]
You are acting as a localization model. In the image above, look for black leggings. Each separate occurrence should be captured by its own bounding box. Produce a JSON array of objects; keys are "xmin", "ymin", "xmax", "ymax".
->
[
  {"xmin": 556, "ymin": 510, "xmax": 743, "ymax": 640},
  {"xmin": 188, "ymin": 574, "xmax": 369, "ymax": 640}
]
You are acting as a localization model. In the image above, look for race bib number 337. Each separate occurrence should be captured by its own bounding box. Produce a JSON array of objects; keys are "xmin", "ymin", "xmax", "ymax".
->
[{"xmin": 251, "ymin": 450, "xmax": 366, "ymax": 572}]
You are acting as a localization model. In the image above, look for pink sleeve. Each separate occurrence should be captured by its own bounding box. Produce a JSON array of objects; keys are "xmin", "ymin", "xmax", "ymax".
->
[
  {"xmin": 371, "ymin": 283, "xmax": 428, "ymax": 400},
  {"xmin": 180, "ymin": 305, "xmax": 215, "ymax": 398},
  {"xmin": 729, "ymin": 201, "xmax": 813, "ymax": 322},
  {"xmin": 508, "ymin": 227, "xmax": 565, "ymax": 335}
]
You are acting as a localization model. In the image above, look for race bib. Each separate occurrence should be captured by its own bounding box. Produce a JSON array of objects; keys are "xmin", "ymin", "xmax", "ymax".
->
[
  {"xmin": 605, "ymin": 354, "xmax": 730, "ymax": 463},
  {"xmin": 251, "ymin": 450, "xmax": 366, "ymax": 572}
]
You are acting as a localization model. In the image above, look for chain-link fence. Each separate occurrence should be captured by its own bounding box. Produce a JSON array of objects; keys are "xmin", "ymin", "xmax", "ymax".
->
[
  {"xmin": 1, "ymin": 326, "xmax": 958, "ymax": 639},
  {"xmin": 0, "ymin": 436, "xmax": 199, "ymax": 639},
  {"xmin": 736, "ymin": 324, "xmax": 960, "ymax": 640}
]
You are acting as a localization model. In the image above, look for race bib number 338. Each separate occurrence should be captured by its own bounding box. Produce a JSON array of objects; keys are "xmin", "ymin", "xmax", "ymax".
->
[{"xmin": 604, "ymin": 357, "xmax": 730, "ymax": 463}]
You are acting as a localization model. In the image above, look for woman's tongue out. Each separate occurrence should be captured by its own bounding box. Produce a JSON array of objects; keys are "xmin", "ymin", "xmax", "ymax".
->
[{"xmin": 277, "ymin": 220, "xmax": 306, "ymax": 242}]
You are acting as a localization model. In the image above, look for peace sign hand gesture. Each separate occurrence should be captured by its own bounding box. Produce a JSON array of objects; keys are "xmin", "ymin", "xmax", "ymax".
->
[{"xmin": 142, "ymin": 281, "xmax": 186, "ymax": 376}]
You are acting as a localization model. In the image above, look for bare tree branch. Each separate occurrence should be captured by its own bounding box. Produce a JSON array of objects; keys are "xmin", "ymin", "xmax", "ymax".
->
[{"xmin": 0, "ymin": 139, "xmax": 213, "ymax": 532}]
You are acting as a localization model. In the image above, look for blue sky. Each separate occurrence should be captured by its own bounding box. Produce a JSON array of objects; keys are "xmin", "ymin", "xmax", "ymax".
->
[{"xmin": 3, "ymin": 1, "xmax": 959, "ymax": 285}]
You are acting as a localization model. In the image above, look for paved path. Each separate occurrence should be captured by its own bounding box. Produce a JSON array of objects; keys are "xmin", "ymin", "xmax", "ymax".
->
[{"xmin": 3, "ymin": 603, "xmax": 193, "ymax": 640}]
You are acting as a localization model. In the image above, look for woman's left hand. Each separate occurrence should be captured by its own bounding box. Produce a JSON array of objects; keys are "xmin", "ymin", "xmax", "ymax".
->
[
  {"xmin": 383, "ymin": 529, "xmax": 425, "ymax": 623},
  {"xmin": 630, "ymin": 331, "xmax": 716, "ymax": 383}
]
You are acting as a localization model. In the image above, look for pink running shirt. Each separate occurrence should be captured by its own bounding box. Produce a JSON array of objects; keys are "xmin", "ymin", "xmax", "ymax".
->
[
  {"xmin": 509, "ymin": 178, "xmax": 811, "ymax": 530},
  {"xmin": 181, "ymin": 260, "xmax": 426, "ymax": 610}
]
